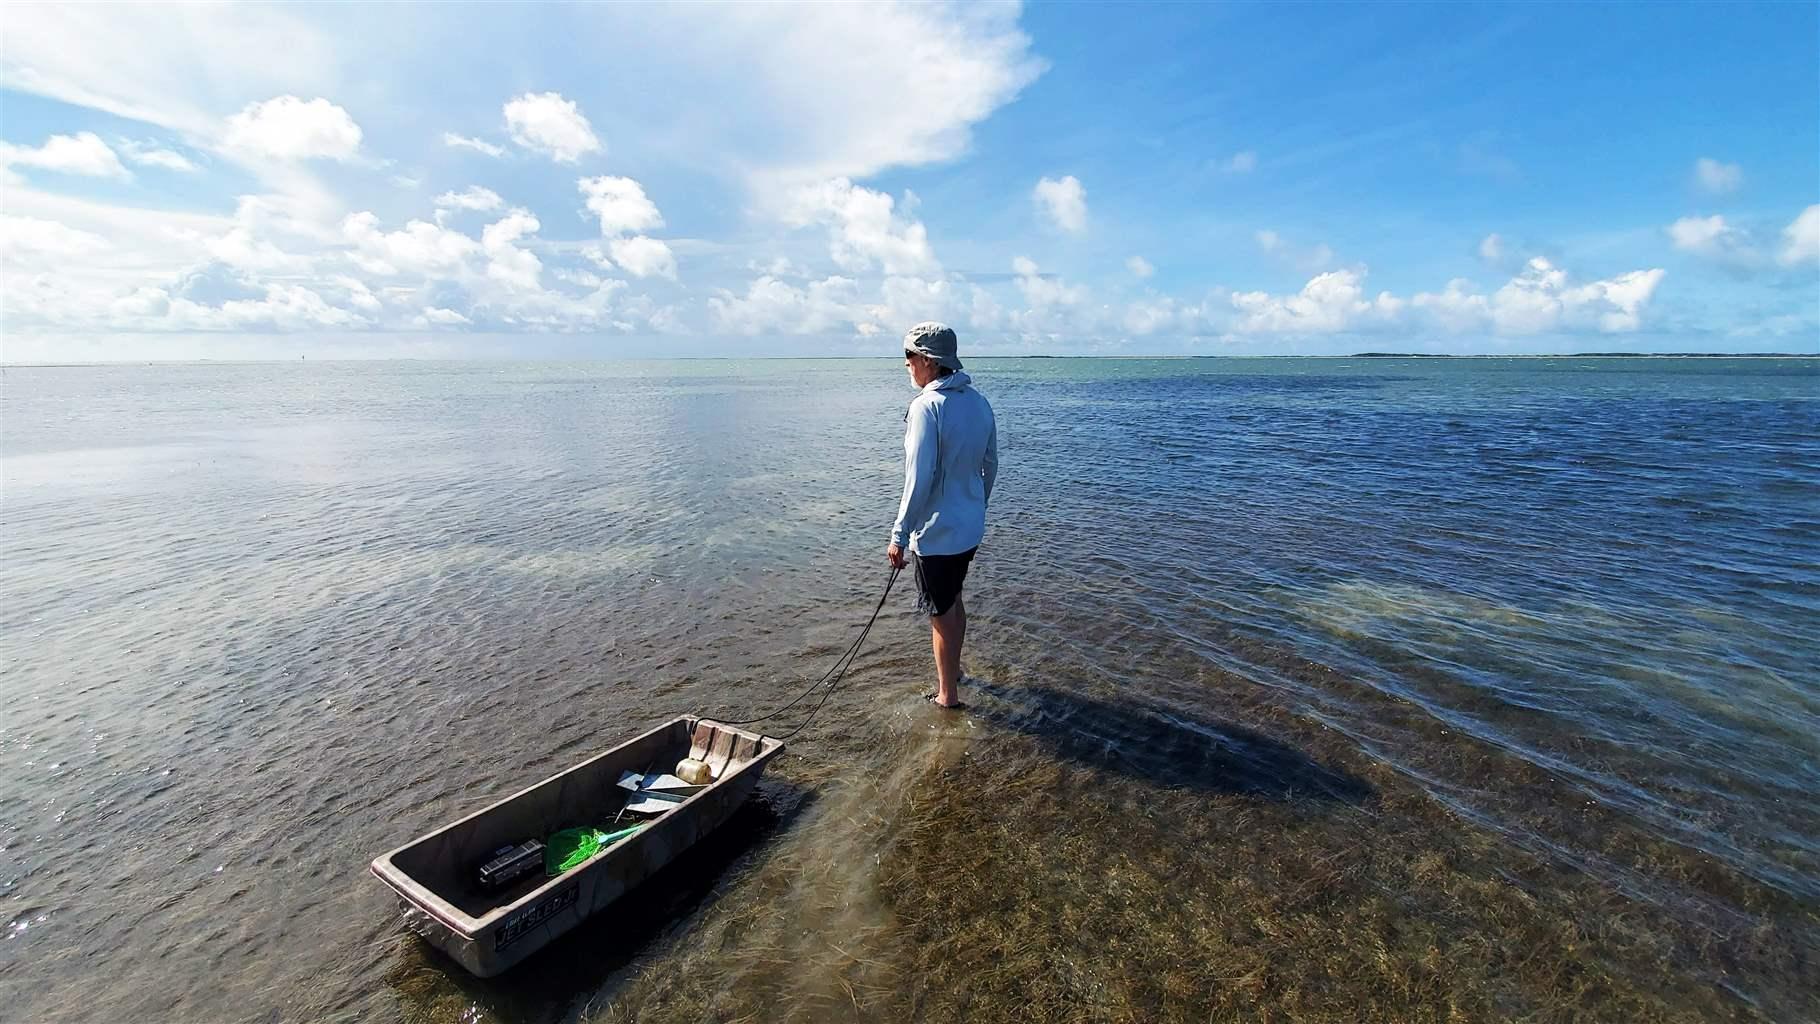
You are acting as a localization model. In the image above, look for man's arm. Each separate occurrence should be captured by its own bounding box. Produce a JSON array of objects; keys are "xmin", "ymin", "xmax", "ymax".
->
[
  {"xmin": 890, "ymin": 400, "xmax": 939, "ymax": 554},
  {"xmin": 982, "ymin": 415, "xmax": 998, "ymax": 506}
]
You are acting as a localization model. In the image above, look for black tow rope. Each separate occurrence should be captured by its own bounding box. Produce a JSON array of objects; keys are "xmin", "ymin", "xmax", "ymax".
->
[{"xmin": 713, "ymin": 565, "xmax": 901, "ymax": 741}]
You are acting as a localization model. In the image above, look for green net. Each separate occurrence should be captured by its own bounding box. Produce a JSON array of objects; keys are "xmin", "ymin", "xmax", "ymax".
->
[{"xmin": 545, "ymin": 824, "xmax": 646, "ymax": 876}]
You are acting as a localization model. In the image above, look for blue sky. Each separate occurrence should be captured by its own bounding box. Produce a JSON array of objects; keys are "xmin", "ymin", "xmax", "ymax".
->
[{"xmin": 1, "ymin": 1, "xmax": 1815, "ymax": 360}]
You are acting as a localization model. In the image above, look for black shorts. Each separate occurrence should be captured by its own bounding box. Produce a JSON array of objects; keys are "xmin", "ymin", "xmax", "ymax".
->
[{"xmin": 912, "ymin": 547, "xmax": 977, "ymax": 617}]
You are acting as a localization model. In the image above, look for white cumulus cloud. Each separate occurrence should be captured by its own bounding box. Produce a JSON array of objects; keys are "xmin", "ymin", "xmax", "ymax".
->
[
  {"xmin": 435, "ymin": 186, "xmax": 504, "ymax": 214},
  {"xmin": 1779, "ymin": 205, "xmax": 1820, "ymax": 267},
  {"xmin": 709, "ymin": 274, "xmax": 861, "ymax": 335},
  {"xmin": 0, "ymin": 214, "xmax": 111, "ymax": 260},
  {"xmin": 330, "ymin": 276, "xmax": 382, "ymax": 313},
  {"xmin": 1012, "ymin": 256, "xmax": 1084, "ymax": 309},
  {"xmin": 0, "ymin": 3, "xmax": 341, "ymax": 136},
  {"xmin": 0, "ymin": 132, "xmax": 131, "ymax": 180},
  {"xmin": 1411, "ymin": 279, "xmax": 1490, "ymax": 333},
  {"xmin": 1662, "ymin": 205, "xmax": 1819, "ymax": 271},
  {"xmin": 153, "ymin": 282, "xmax": 368, "ymax": 332},
  {"xmin": 1668, "ymin": 214, "xmax": 1745, "ymax": 255},
  {"xmin": 1033, "ymin": 175, "xmax": 1087, "ymax": 233},
  {"xmin": 504, "ymin": 92, "xmax": 601, "ymax": 163},
  {"xmin": 698, "ymin": 3, "xmax": 1044, "ymax": 189},
  {"xmin": 342, "ymin": 211, "xmax": 480, "ymax": 276},
  {"xmin": 579, "ymin": 176, "xmax": 664, "ymax": 236},
  {"xmin": 1126, "ymin": 255, "xmax": 1154, "ymax": 278},
  {"xmin": 198, "ymin": 193, "xmax": 340, "ymax": 275},
  {"xmin": 414, "ymin": 306, "xmax": 472, "ymax": 327},
  {"xmin": 1231, "ymin": 268, "xmax": 1402, "ymax": 334},
  {"xmin": 1577, "ymin": 268, "xmax": 1667, "ymax": 332},
  {"xmin": 443, "ymin": 133, "xmax": 506, "ymax": 158},
  {"xmin": 1123, "ymin": 297, "xmax": 1179, "ymax": 335},
  {"xmin": 575, "ymin": 176, "xmax": 675, "ymax": 279},
  {"xmin": 1479, "ymin": 233, "xmax": 1504, "ymax": 265},
  {"xmin": 608, "ymin": 236, "xmax": 677, "ymax": 280},
  {"xmin": 1694, "ymin": 157, "xmax": 1742, "ymax": 195},
  {"xmin": 1414, "ymin": 257, "xmax": 1666, "ymax": 335},
  {"xmin": 224, "ymin": 96, "xmax": 363, "ymax": 161},
  {"xmin": 862, "ymin": 274, "xmax": 961, "ymax": 337},
  {"xmin": 480, "ymin": 209, "xmax": 545, "ymax": 292},
  {"xmin": 787, "ymin": 178, "xmax": 937, "ymax": 276},
  {"xmin": 119, "ymin": 141, "xmax": 197, "ymax": 172}
]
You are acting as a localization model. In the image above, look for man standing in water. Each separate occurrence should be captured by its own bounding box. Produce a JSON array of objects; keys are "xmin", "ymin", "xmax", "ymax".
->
[{"xmin": 888, "ymin": 322, "xmax": 998, "ymax": 710}]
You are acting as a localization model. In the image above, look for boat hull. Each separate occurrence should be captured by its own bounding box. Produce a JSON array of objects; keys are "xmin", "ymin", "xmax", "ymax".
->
[{"xmin": 371, "ymin": 717, "xmax": 780, "ymax": 978}]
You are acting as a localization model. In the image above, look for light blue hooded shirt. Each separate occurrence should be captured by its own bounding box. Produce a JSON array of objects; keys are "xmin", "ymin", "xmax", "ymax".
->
[{"xmin": 891, "ymin": 370, "xmax": 998, "ymax": 556}]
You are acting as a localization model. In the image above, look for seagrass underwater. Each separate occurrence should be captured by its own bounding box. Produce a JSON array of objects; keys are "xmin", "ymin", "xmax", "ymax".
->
[{"xmin": 1, "ymin": 356, "xmax": 1815, "ymax": 1022}]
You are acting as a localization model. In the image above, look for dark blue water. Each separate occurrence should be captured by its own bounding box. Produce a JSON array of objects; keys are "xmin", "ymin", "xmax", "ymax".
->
[
  {"xmin": 1, "ymin": 357, "xmax": 1815, "ymax": 1022},
  {"xmin": 999, "ymin": 357, "xmax": 1820, "ymax": 894}
]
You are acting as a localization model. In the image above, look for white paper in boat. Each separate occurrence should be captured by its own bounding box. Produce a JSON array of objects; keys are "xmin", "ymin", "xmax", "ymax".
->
[
  {"xmin": 618, "ymin": 771, "xmax": 705, "ymax": 793},
  {"xmin": 617, "ymin": 771, "xmax": 707, "ymax": 814},
  {"xmin": 621, "ymin": 793, "xmax": 683, "ymax": 814}
]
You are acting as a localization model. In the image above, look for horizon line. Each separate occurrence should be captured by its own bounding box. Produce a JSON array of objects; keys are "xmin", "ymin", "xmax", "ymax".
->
[{"xmin": 3, "ymin": 351, "xmax": 1817, "ymax": 368}]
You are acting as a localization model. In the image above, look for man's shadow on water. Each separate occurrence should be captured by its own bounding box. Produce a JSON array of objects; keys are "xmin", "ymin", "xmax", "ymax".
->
[
  {"xmin": 385, "ymin": 777, "xmax": 816, "ymax": 1023},
  {"xmin": 966, "ymin": 679, "xmax": 1375, "ymax": 805}
]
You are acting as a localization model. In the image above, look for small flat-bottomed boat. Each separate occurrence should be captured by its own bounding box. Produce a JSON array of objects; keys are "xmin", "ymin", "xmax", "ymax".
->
[{"xmin": 370, "ymin": 716, "xmax": 781, "ymax": 977}]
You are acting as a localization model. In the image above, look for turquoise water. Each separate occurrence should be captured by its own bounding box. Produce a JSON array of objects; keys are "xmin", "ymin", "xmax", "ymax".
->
[{"xmin": 1, "ymin": 357, "xmax": 1816, "ymax": 1021}]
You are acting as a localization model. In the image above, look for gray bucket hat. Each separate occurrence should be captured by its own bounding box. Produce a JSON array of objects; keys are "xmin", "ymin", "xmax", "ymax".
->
[{"xmin": 904, "ymin": 321, "xmax": 962, "ymax": 371}]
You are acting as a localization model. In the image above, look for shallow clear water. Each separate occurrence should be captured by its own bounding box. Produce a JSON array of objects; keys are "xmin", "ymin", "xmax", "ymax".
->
[{"xmin": 2, "ymin": 357, "xmax": 1816, "ymax": 1022}]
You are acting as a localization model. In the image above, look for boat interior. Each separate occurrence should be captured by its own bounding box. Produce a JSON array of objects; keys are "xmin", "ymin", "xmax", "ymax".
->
[{"xmin": 386, "ymin": 718, "xmax": 774, "ymax": 918}]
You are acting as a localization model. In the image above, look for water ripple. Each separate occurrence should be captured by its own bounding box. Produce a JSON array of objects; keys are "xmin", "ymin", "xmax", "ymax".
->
[{"xmin": 1, "ymin": 357, "xmax": 1815, "ymax": 1022}]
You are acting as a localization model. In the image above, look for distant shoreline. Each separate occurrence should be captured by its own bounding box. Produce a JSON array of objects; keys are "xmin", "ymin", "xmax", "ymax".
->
[{"xmin": 1349, "ymin": 352, "xmax": 1813, "ymax": 358}]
